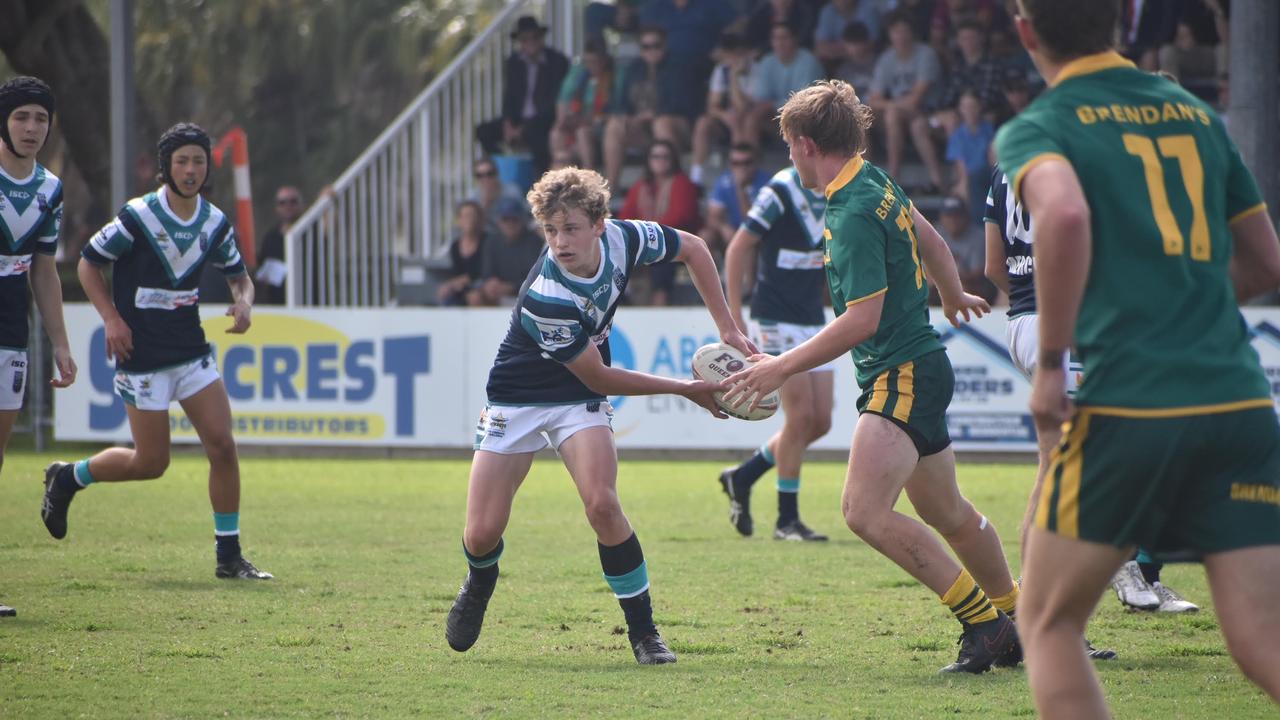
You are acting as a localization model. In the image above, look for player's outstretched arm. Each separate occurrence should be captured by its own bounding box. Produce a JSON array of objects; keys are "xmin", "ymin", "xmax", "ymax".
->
[
  {"xmin": 912, "ymin": 207, "xmax": 990, "ymax": 327},
  {"xmin": 723, "ymin": 227, "xmax": 762, "ymax": 335},
  {"xmin": 675, "ymin": 229, "xmax": 759, "ymax": 356},
  {"xmin": 30, "ymin": 253, "xmax": 76, "ymax": 387},
  {"xmin": 1228, "ymin": 210, "xmax": 1280, "ymax": 304},
  {"xmin": 78, "ymin": 257, "xmax": 132, "ymax": 362},
  {"xmin": 566, "ymin": 341, "xmax": 727, "ymax": 418},
  {"xmin": 983, "ymin": 222, "xmax": 1011, "ymax": 295}
]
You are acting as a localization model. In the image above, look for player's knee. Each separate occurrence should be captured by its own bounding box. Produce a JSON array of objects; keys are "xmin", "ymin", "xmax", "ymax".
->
[
  {"xmin": 133, "ymin": 453, "xmax": 170, "ymax": 480},
  {"xmin": 930, "ymin": 499, "xmax": 976, "ymax": 538},
  {"xmin": 809, "ymin": 413, "xmax": 832, "ymax": 442},
  {"xmin": 463, "ymin": 525, "xmax": 503, "ymax": 554},
  {"xmin": 841, "ymin": 499, "xmax": 883, "ymax": 541},
  {"xmin": 204, "ymin": 432, "xmax": 238, "ymax": 467},
  {"xmin": 582, "ymin": 492, "xmax": 624, "ymax": 531}
]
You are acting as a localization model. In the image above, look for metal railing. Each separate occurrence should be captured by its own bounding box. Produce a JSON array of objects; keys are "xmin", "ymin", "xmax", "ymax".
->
[{"xmin": 285, "ymin": 0, "xmax": 581, "ymax": 307}]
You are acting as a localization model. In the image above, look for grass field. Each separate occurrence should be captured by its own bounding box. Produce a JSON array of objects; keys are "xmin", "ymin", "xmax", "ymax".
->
[{"xmin": 0, "ymin": 449, "xmax": 1273, "ymax": 718}]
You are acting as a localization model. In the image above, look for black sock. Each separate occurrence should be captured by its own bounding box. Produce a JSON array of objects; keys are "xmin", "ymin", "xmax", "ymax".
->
[
  {"xmin": 464, "ymin": 538, "xmax": 503, "ymax": 589},
  {"xmin": 1137, "ymin": 561, "xmax": 1161, "ymax": 586},
  {"xmin": 215, "ymin": 534, "xmax": 241, "ymax": 564},
  {"xmin": 598, "ymin": 533, "xmax": 656, "ymax": 641},
  {"xmin": 54, "ymin": 464, "xmax": 82, "ymax": 495},
  {"xmin": 732, "ymin": 446, "xmax": 776, "ymax": 492},
  {"xmin": 777, "ymin": 491, "xmax": 798, "ymax": 525}
]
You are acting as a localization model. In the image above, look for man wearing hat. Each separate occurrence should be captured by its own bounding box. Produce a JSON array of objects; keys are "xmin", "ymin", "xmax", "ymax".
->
[
  {"xmin": 937, "ymin": 195, "xmax": 995, "ymax": 302},
  {"xmin": 468, "ymin": 196, "xmax": 542, "ymax": 306},
  {"xmin": 476, "ymin": 15, "xmax": 569, "ymax": 176}
]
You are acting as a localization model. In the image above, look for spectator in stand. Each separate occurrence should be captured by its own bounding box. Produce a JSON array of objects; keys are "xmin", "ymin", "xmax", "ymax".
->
[
  {"xmin": 469, "ymin": 157, "xmax": 529, "ymax": 232},
  {"xmin": 255, "ymin": 185, "xmax": 302, "ymax": 305},
  {"xmin": 468, "ymin": 197, "xmax": 546, "ymax": 307},
  {"xmin": 1159, "ymin": 19, "xmax": 1222, "ymax": 100},
  {"xmin": 936, "ymin": 195, "xmax": 994, "ymax": 301},
  {"xmin": 1119, "ymin": 0, "xmax": 1180, "ymax": 70},
  {"xmin": 437, "ymin": 201, "xmax": 489, "ymax": 306},
  {"xmin": 699, "ymin": 142, "xmax": 771, "ymax": 267},
  {"xmin": 945, "ymin": 90, "xmax": 994, "ymax": 226},
  {"xmin": 602, "ymin": 26, "xmax": 701, "ymax": 191},
  {"xmin": 618, "ymin": 139, "xmax": 701, "ymax": 305},
  {"xmin": 745, "ymin": 23, "xmax": 824, "ymax": 150},
  {"xmin": 745, "ymin": 0, "xmax": 816, "ymax": 51},
  {"xmin": 892, "ymin": 0, "xmax": 937, "ymax": 36},
  {"xmin": 639, "ymin": 0, "xmax": 740, "ymax": 82},
  {"xmin": 835, "ymin": 22, "xmax": 878, "ymax": 94},
  {"xmin": 995, "ymin": 69, "xmax": 1033, "ymax": 124},
  {"xmin": 929, "ymin": 0, "xmax": 997, "ymax": 39},
  {"xmin": 814, "ymin": 0, "xmax": 882, "ymax": 72},
  {"xmin": 476, "ymin": 16, "xmax": 570, "ymax": 176},
  {"xmin": 551, "ymin": 40, "xmax": 615, "ymax": 171},
  {"xmin": 925, "ymin": 20, "xmax": 1006, "ymax": 136},
  {"xmin": 691, "ymin": 32, "xmax": 757, "ymax": 186},
  {"xmin": 867, "ymin": 10, "xmax": 944, "ymax": 191}
]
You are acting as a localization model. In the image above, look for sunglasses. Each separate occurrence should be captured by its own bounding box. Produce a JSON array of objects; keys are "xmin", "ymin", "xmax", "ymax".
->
[
  {"xmin": 641, "ymin": 42, "xmax": 664, "ymax": 50},
  {"xmin": 649, "ymin": 153, "xmax": 672, "ymax": 160},
  {"xmin": 729, "ymin": 158, "xmax": 755, "ymax": 167},
  {"xmin": 474, "ymin": 170, "xmax": 497, "ymax": 178},
  {"xmin": 277, "ymin": 197, "xmax": 301, "ymax": 205}
]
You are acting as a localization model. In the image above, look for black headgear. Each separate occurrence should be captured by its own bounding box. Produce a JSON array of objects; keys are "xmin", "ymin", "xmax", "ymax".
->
[
  {"xmin": 156, "ymin": 122, "xmax": 212, "ymax": 197},
  {"xmin": 0, "ymin": 76, "xmax": 55, "ymax": 159}
]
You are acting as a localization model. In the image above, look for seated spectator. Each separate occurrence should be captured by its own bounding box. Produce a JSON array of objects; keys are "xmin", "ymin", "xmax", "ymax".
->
[
  {"xmin": 835, "ymin": 22, "xmax": 877, "ymax": 94},
  {"xmin": 437, "ymin": 201, "xmax": 489, "ymax": 306},
  {"xmin": 994, "ymin": 69, "xmax": 1033, "ymax": 124},
  {"xmin": 602, "ymin": 26, "xmax": 700, "ymax": 191},
  {"xmin": 551, "ymin": 40, "xmax": 615, "ymax": 171},
  {"xmin": 639, "ymin": 0, "xmax": 740, "ymax": 83},
  {"xmin": 929, "ymin": 0, "xmax": 997, "ymax": 39},
  {"xmin": 618, "ymin": 140, "xmax": 702, "ymax": 305},
  {"xmin": 1159, "ymin": 20, "xmax": 1221, "ymax": 100},
  {"xmin": 255, "ymin": 185, "xmax": 302, "ymax": 305},
  {"xmin": 944, "ymin": 90, "xmax": 994, "ymax": 226},
  {"xmin": 867, "ymin": 10, "xmax": 943, "ymax": 190},
  {"xmin": 691, "ymin": 32, "xmax": 757, "ymax": 185},
  {"xmin": 468, "ymin": 197, "xmax": 546, "ymax": 306},
  {"xmin": 699, "ymin": 142, "xmax": 771, "ymax": 267},
  {"xmin": 475, "ymin": 16, "xmax": 570, "ymax": 176},
  {"xmin": 1119, "ymin": 0, "xmax": 1179, "ymax": 70},
  {"xmin": 745, "ymin": 0, "xmax": 816, "ymax": 51},
  {"xmin": 469, "ymin": 156, "xmax": 529, "ymax": 233},
  {"xmin": 745, "ymin": 23, "xmax": 824, "ymax": 149},
  {"xmin": 936, "ymin": 195, "xmax": 994, "ymax": 301},
  {"xmin": 921, "ymin": 20, "xmax": 1005, "ymax": 136},
  {"xmin": 815, "ymin": 0, "xmax": 881, "ymax": 70}
]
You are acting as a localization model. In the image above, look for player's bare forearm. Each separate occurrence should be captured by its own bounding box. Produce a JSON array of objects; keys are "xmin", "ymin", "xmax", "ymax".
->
[
  {"xmin": 77, "ymin": 257, "xmax": 122, "ymax": 324},
  {"xmin": 1021, "ymin": 160, "xmax": 1091, "ymax": 361},
  {"xmin": 777, "ymin": 295, "xmax": 880, "ymax": 375},
  {"xmin": 677, "ymin": 230, "xmax": 737, "ymax": 336},
  {"xmin": 228, "ymin": 273, "xmax": 255, "ymax": 307},
  {"xmin": 983, "ymin": 223, "xmax": 1011, "ymax": 294},
  {"xmin": 724, "ymin": 227, "xmax": 760, "ymax": 332},
  {"xmin": 567, "ymin": 342, "xmax": 704, "ymax": 397},
  {"xmin": 912, "ymin": 207, "xmax": 966, "ymax": 304},
  {"xmin": 30, "ymin": 253, "xmax": 70, "ymax": 349},
  {"xmin": 1228, "ymin": 210, "xmax": 1280, "ymax": 303}
]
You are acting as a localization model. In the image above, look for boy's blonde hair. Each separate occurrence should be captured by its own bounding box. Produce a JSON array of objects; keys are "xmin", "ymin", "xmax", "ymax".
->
[
  {"xmin": 526, "ymin": 166, "xmax": 612, "ymax": 224},
  {"xmin": 777, "ymin": 79, "xmax": 874, "ymax": 157}
]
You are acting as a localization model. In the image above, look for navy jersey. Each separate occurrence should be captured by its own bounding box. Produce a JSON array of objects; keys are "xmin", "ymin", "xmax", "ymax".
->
[
  {"xmin": 486, "ymin": 219, "xmax": 680, "ymax": 405},
  {"xmin": 743, "ymin": 167, "xmax": 828, "ymax": 326},
  {"xmin": 0, "ymin": 163, "xmax": 62, "ymax": 350},
  {"xmin": 984, "ymin": 166, "xmax": 1035, "ymax": 318},
  {"xmin": 83, "ymin": 188, "xmax": 245, "ymax": 372}
]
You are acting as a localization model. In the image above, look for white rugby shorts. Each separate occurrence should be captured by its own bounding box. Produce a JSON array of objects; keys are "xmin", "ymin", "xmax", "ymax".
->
[
  {"xmin": 473, "ymin": 401, "xmax": 615, "ymax": 454},
  {"xmin": 0, "ymin": 348, "xmax": 28, "ymax": 411},
  {"xmin": 749, "ymin": 318, "xmax": 835, "ymax": 373},
  {"xmin": 114, "ymin": 354, "xmax": 220, "ymax": 411},
  {"xmin": 1006, "ymin": 313, "xmax": 1081, "ymax": 394}
]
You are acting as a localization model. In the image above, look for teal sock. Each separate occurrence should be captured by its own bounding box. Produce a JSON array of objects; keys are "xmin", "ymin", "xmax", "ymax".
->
[
  {"xmin": 214, "ymin": 512, "xmax": 241, "ymax": 563},
  {"xmin": 464, "ymin": 538, "xmax": 504, "ymax": 586},
  {"xmin": 73, "ymin": 460, "xmax": 96, "ymax": 487},
  {"xmin": 777, "ymin": 477, "xmax": 799, "ymax": 524}
]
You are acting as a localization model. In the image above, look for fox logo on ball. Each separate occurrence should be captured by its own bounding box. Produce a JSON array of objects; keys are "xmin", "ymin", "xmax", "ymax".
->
[{"xmin": 707, "ymin": 353, "xmax": 744, "ymax": 378}]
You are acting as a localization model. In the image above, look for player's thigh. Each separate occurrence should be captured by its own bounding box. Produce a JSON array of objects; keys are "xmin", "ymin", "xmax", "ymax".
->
[
  {"xmin": 903, "ymin": 446, "xmax": 968, "ymax": 529},
  {"xmin": 779, "ymin": 370, "xmax": 819, "ymax": 429},
  {"xmin": 178, "ymin": 379, "xmax": 236, "ymax": 456},
  {"xmin": 1022, "ymin": 528, "xmax": 1130, "ymax": 628},
  {"xmin": 844, "ymin": 413, "xmax": 920, "ymax": 519},
  {"xmin": 465, "ymin": 449, "xmax": 536, "ymax": 537},
  {"xmin": 1203, "ymin": 545, "xmax": 1280, "ymax": 663},
  {"xmin": 124, "ymin": 402, "xmax": 173, "ymax": 468},
  {"xmin": 0, "ymin": 409, "xmax": 17, "ymax": 454},
  {"xmin": 558, "ymin": 424, "xmax": 620, "ymax": 505}
]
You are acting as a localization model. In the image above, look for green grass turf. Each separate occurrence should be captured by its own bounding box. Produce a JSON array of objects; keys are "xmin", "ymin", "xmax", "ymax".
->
[{"xmin": 0, "ymin": 451, "xmax": 1273, "ymax": 718}]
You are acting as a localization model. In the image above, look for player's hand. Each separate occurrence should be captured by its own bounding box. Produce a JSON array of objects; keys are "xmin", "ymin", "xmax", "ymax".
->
[
  {"xmin": 681, "ymin": 379, "xmax": 729, "ymax": 419},
  {"xmin": 723, "ymin": 353, "xmax": 787, "ymax": 412},
  {"xmin": 942, "ymin": 292, "xmax": 990, "ymax": 327},
  {"xmin": 1029, "ymin": 364, "xmax": 1072, "ymax": 437},
  {"xmin": 104, "ymin": 316, "xmax": 133, "ymax": 362},
  {"xmin": 50, "ymin": 345, "xmax": 77, "ymax": 388},
  {"xmin": 721, "ymin": 328, "xmax": 760, "ymax": 358},
  {"xmin": 226, "ymin": 301, "xmax": 252, "ymax": 334}
]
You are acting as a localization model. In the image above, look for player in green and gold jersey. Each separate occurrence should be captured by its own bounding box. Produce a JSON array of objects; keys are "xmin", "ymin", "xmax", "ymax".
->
[
  {"xmin": 997, "ymin": 0, "xmax": 1280, "ymax": 716},
  {"xmin": 727, "ymin": 79, "xmax": 1021, "ymax": 675}
]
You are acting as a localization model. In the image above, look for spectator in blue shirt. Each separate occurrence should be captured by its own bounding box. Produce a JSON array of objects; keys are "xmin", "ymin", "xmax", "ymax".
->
[
  {"xmin": 745, "ymin": 0, "xmax": 816, "ymax": 51},
  {"xmin": 944, "ymin": 90, "xmax": 994, "ymax": 226},
  {"xmin": 691, "ymin": 32, "xmax": 756, "ymax": 185},
  {"xmin": 639, "ymin": 0, "xmax": 740, "ymax": 79},
  {"xmin": 745, "ymin": 23, "xmax": 824, "ymax": 150},
  {"xmin": 699, "ymin": 143, "xmax": 771, "ymax": 266},
  {"xmin": 814, "ymin": 0, "xmax": 882, "ymax": 71}
]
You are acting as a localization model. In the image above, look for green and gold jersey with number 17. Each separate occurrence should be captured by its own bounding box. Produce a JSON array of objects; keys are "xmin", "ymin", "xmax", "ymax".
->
[
  {"xmin": 823, "ymin": 156, "xmax": 943, "ymax": 390},
  {"xmin": 996, "ymin": 50, "xmax": 1270, "ymax": 413}
]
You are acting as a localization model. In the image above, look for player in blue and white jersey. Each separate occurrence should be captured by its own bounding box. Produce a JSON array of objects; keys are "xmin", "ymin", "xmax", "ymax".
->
[
  {"xmin": 718, "ymin": 166, "xmax": 832, "ymax": 541},
  {"xmin": 41, "ymin": 123, "xmax": 271, "ymax": 581},
  {"xmin": 0, "ymin": 76, "xmax": 78, "ymax": 619},
  {"xmin": 447, "ymin": 167, "xmax": 757, "ymax": 665}
]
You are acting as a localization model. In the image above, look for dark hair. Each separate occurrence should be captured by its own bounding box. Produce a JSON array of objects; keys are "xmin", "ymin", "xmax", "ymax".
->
[
  {"xmin": 771, "ymin": 21, "xmax": 796, "ymax": 38},
  {"xmin": 1016, "ymin": 0, "xmax": 1118, "ymax": 61},
  {"xmin": 638, "ymin": 25, "xmax": 667, "ymax": 42},
  {"xmin": 717, "ymin": 31, "xmax": 747, "ymax": 51},
  {"xmin": 643, "ymin": 139, "xmax": 683, "ymax": 182},
  {"xmin": 956, "ymin": 19, "xmax": 985, "ymax": 36},
  {"xmin": 842, "ymin": 21, "xmax": 870, "ymax": 44},
  {"xmin": 884, "ymin": 9, "xmax": 914, "ymax": 31}
]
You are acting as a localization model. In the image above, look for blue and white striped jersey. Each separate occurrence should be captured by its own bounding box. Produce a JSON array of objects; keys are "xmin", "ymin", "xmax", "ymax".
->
[
  {"xmin": 83, "ymin": 187, "xmax": 245, "ymax": 372},
  {"xmin": 984, "ymin": 166, "xmax": 1036, "ymax": 318},
  {"xmin": 742, "ymin": 167, "xmax": 827, "ymax": 326},
  {"xmin": 486, "ymin": 218, "xmax": 680, "ymax": 405},
  {"xmin": 0, "ymin": 163, "xmax": 62, "ymax": 350}
]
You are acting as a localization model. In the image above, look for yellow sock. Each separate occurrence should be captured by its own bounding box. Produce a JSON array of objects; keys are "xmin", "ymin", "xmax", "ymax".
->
[
  {"xmin": 940, "ymin": 569, "xmax": 999, "ymax": 625},
  {"xmin": 990, "ymin": 581, "xmax": 1020, "ymax": 619}
]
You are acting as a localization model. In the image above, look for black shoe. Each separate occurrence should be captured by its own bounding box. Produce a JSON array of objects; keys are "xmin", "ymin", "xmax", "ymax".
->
[
  {"xmin": 632, "ymin": 633, "xmax": 677, "ymax": 665},
  {"xmin": 773, "ymin": 519, "xmax": 829, "ymax": 542},
  {"xmin": 446, "ymin": 575, "xmax": 495, "ymax": 652},
  {"xmin": 0, "ymin": 604, "xmax": 14, "ymax": 617},
  {"xmin": 940, "ymin": 611, "xmax": 1017, "ymax": 674},
  {"xmin": 717, "ymin": 468, "xmax": 753, "ymax": 537},
  {"xmin": 993, "ymin": 622, "xmax": 1023, "ymax": 668},
  {"xmin": 215, "ymin": 556, "xmax": 274, "ymax": 580},
  {"xmin": 41, "ymin": 462, "xmax": 76, "ymax": 540},
  {"xmin": 1085, "ymin": 637, "xmax": 1117, "ymax": 661}
]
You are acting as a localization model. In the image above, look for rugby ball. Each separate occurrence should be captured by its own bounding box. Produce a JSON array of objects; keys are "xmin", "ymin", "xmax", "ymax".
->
[{"xmin": 691, "ymin": 343, "xmax": 780, "ymax": 421}]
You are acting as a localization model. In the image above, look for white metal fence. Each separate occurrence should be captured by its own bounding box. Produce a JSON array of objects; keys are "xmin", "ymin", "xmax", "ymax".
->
[{"xmin": 285, "ymin": 0, "xmax": 581, "ymax": 307}]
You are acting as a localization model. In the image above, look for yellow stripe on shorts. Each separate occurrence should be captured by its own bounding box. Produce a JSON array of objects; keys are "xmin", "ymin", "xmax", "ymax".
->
[
  {"xmin": 892, "ymin": 361, "xmax": 915, "ymax": 423},
  {"xmin": 1038, "ymin": 411, "xmax": 1091, "ymax": 537},
  {"xmin": 867, "ymin": 371, "xmax": 890, "ymax": 413}
]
